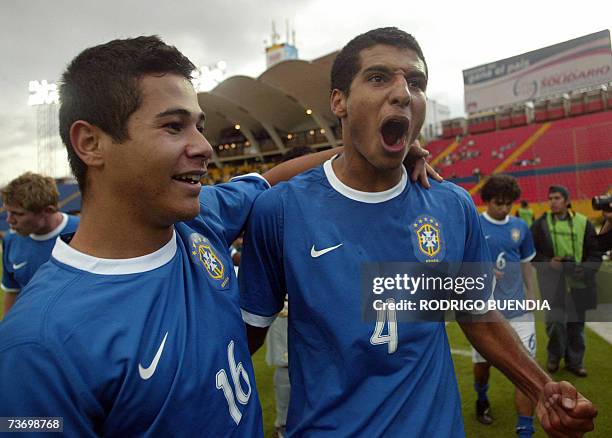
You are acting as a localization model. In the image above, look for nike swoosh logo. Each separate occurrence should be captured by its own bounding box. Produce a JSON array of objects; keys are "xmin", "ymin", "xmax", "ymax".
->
[
  {"xmin": 485, "ymin": 235, "xmax": 491, "ymax": 239},
  {"xmin": 138, "ymin": 332, "xmax": 168, "ymax": 380},
  {"xmin": 311, "ymin": 244, "xmax": 343, "ymax": 258},
  {"xmin": 12, "ymin": 262, "xmax": 27, "ymax": 270}
]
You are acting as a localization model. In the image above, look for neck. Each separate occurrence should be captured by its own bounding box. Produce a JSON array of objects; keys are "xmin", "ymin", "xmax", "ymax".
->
[
  {"xmin": 36, "ymin": 212, "xmax": 64, "ymax": 235},
  {"xmin": 69, "ymin": 194, "xmax": 174, "ymax": 259},
  {"xmin": 553, "ymin": 211, "xmax": 568, "ymax": 220},
  {"xmin": 332, "ymin": 148, "xmax": 403, "ymax": 192}
]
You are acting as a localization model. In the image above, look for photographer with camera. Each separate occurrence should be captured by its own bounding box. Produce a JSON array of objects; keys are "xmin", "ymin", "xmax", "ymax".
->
[
  {"xmin": 592, "ymin": 189, "xmax": 612, "ymax": 253},
  {"xmin": 531, "ymin": 185, "xmax": 601, "ymax": 377}
]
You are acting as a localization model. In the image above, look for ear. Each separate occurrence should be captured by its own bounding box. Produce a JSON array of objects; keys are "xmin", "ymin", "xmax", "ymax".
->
[
  {"xmin": 41, "ymin": 205, "xmax": 58, "ymax": 215},
  {"xmin": 330, "ymin": 89, "xmax": 348, "ymax": 118},
  {"xmin": 69, "ymin": 120, "xmax": 105, "ymax": 168}
]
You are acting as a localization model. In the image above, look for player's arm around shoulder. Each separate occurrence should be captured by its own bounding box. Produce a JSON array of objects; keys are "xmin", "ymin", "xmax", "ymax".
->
[
  {"xmin": 199, "ymin": 173, "xmax": 271, "ymax": 247},
  {"xmin": 239, "ymin": 187, "xmax": 287, "ymax": 355}
]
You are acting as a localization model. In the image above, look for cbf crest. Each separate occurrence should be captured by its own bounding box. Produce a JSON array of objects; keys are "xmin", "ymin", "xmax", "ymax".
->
[
  {"xmin": 410, "ymin": 215, "xmax": 446, "ymax": 263},
  {"xmin": 190, "ymin": 233, "xmax": 230, "ymax": 288},
  {"xmin": 511, "ymin": 228, "xmax": 521, "ymax": 242}
]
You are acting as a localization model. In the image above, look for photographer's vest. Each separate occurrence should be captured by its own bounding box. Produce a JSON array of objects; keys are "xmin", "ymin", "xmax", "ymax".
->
[
  {"xmin": 545, "ymin": 211, "xmax": 587, "ymax": 263},
  {"xmin": 517, "ymin": 207, "xmax": 534, "ymax": 226},
  {"xmin": 546, "ymin": 211, "xmax": 588, "ymax": 289}
]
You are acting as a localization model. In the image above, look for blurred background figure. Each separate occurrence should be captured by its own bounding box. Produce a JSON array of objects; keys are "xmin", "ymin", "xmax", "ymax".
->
[
  {"xmin": 516, "ymin": 199, "xmax": 535, "ymax": 227},
  {"xmin": 1, "ymin": 172, "xmax": 79, "ymax": 317}
]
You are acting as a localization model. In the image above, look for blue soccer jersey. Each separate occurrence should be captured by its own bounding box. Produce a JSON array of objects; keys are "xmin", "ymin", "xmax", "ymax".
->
[
  {"xmin": 481, "ymin": 212, "xmax": 536, "ymax": 318},
  {"xmin": 0, "ymin": 175, "xmax": 267, "ymax": 437},
  {"xmin": 239, "ymin": 159, "xmax": 493, "ymax": 437},
  {"xmin": 1, "ymin": 213, "xmax": 79, "ymax": 292}
]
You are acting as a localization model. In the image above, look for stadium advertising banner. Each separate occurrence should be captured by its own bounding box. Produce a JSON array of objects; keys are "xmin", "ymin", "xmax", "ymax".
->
[{"xmin": 463, "ymin": 30, "xmax": 612, "ymax": 113}]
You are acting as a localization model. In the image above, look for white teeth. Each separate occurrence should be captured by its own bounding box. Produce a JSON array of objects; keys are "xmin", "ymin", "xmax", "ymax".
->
[{"xmin": 174, "ymin": 174, "xmax": 201, "ymax": 184}]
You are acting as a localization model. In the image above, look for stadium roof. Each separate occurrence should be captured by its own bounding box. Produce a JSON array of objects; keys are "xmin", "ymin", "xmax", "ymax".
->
[{"xmin": 198, "ymin": 51, "xmax": 340, "ymax": 161}]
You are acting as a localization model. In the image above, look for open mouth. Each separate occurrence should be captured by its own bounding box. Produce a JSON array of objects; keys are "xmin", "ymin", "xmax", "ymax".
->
[
  {"xmin": 172, "ymin": 173, "xmax": 204, "ymax": 185},
  {"xmin": 380, "ymin": 117, "xmax": 410, "ymax": 150}
]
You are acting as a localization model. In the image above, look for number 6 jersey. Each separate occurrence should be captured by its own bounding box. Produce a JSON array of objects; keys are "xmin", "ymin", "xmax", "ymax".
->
[{"xmin": 239, "ymin": 159, "xmax": 492, "ymax": 437}]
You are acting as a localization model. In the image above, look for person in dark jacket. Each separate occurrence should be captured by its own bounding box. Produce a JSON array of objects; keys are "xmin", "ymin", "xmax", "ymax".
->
[{"xmin": 531, "ymin": 185, "xmax": 601, "ymax": 377}]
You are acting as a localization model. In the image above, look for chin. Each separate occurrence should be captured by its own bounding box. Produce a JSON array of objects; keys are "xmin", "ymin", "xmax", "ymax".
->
[
  {"xmin": 176, "ymin": 202, "xmax": 201, "ymax": 222},
  {"xmin": 372, "ymin": 154, "xmax": 405, "ymax": 172}
]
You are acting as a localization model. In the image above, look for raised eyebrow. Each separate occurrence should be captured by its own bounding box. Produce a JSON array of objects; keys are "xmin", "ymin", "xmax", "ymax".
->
[
  {"xmin": 406, "ymin": 70, "xmax": 427, "ymax": 80},
  {"xmin": 362, "ymin": 65, "xmax": 394, "ymax": 76},
  {"xmin": 155, "ymin": 108, "xmax": 206, "ymax": 124}
]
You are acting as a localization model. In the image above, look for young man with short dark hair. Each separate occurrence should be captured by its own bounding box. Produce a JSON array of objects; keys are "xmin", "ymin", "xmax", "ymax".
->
[
  {"xmin": 0, "ymin": 36, "xmax": 355, "ymax": 436},
  {"xmin": 1, "ymin": 172, "xmax": 79, "ymax": 316},
  {"xmin": 472, "ymin": 174, "xmax": 538, "ymax": 437},
  {"xmin": 240, "ymin": 28, "xmax": 597, "ymax": 436},
  {"xmin": 532, "ymin": 185, "xmax": 601, "ymax": 378},
  {"xmin": 0, "ymin": 34, "xmax": 436, "ymax": 436}
]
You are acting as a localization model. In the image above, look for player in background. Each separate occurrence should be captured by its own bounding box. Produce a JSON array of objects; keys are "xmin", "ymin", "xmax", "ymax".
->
[
  {"xmin": 1, "ymin": 172, "xmax": 79, "ymax": 316},
  {"xmin": 472, "ymin": 175, "xmax": 538, "ymax": 437},
  {"xmin": 0, "ymin": 36, "xmax": 435, "ymax": 436},
  {"xmin": 239, "ymin": 27, "xmax": 597, "ymax": 437},
  {"xmin": 516, "ymin": 199, "xmax": 535, "ymax": 227}
]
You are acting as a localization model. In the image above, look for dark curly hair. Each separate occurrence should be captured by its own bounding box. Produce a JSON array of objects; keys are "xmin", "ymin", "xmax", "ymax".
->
[{"xmin": 480, "ymin": 174, "xmax": 521, "ymax": 203}]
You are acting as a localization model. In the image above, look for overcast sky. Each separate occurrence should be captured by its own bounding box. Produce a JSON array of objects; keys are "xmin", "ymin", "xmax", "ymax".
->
[{"xmin": 0, "ymin": 0, "xmax": 609, "ymax": 185}]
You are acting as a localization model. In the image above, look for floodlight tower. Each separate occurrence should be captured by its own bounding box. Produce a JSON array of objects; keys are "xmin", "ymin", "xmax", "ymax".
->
[{"xmin": 28, "ymin": 80, "xmax": 60, "ymax": 176}]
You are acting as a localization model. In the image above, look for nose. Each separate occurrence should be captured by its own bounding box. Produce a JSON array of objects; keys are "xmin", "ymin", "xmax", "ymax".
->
[
  {"xmin": 389, "ymin": 75, "xmax": 412, "ymax": 107},
  {"xmin": 186, "ymin": 128, "xmax": 214, "ymax": 163}
]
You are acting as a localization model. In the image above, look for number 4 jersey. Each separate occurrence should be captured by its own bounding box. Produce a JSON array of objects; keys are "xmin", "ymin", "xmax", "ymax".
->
[{"xmin": 239, "ymin": 159, "xmax": 493, "ymax": 437}]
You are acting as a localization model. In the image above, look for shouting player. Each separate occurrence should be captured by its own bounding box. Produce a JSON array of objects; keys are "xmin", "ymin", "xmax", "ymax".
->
[
  {"xmin": 0, "ymin": 35, "xmax": 435, "ymax": 436},
  {"xmin": 239, "ymin": 27, "xmax": 597, "ymax": 437}
]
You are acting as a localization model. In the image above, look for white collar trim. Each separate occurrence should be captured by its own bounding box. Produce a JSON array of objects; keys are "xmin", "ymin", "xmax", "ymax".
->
[
  {"xmin": 483, "ymin": 212, "xmax": 510, "ymax": 225},
  {"xmin": 30, "ymin": 213, "xmax": 69, "ymax": 241},
  {"xmin": 323, "ymin": 156, "xmax": 407, "ymax": 204},
  {"xmin": 51, "ymin": 230, "xmax": 177, "ymax": 275}
]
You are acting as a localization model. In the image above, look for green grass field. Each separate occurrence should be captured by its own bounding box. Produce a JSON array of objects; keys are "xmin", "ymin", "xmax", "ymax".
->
[
  {"xmin": 253, "ymin": 323, "xmax": 612, "ymax": 437},
  {"xmin": 1, "ymin": 262, "xmax": 610, "ymax": 437}
]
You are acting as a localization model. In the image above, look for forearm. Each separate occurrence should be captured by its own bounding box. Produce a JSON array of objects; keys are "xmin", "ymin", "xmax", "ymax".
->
[
  {"xmin": 3, "ymin": 292, "xmax": 19, "ymax": 317},
  {"xmin": 521, "ymin": 263, "xmax": 537, "ymax": 300},
  {"xmin": 459, "ymin": 310, "xmax": 551, "ymax": 403},
  {"xmin": 245, "ymin": 323, "xmax": 269, "ymax": 355},
  {"xmin": 262, "ymin": 147, "xmax": 342, "ymax": 186}
]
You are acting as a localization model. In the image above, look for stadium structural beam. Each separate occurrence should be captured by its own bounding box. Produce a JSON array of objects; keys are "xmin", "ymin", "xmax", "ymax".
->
[
  {"xmin": 261, "ymin": 122, "xmax": 287, "ymax": 153},
  {"xmin": 210, "ymin": 149, "xmax": 222, "ymax": 168},
  {"xmin": 240, "ymin": 127, "xmax": 264, "ymax": 160},
  {"xmin": 310, "ymin": 111, "xmax": 338, "ymax": 147}
]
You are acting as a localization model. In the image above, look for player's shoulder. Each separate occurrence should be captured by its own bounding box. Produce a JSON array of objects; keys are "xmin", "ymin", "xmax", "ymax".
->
[
  {"xmin": 508, "ymin": 215, "xmax": 529, "ymax": 229},
  {"xmin": 415, "ymin": 179, "xmax": 476, "ymax": 209},
  {"xmin": 1, "ymin": 230, "xmax": 16, "ymax": 247},
  {"xmin": 254, "ymin": 166, "xmax": 325, "ymax": 207},
  {"xmin": 66, "ymin": 214, "xmax": 80, "ymax": 230},
  {"xmin": 0, "ymin": 262, "xmax": 82, "ymax": 348}
]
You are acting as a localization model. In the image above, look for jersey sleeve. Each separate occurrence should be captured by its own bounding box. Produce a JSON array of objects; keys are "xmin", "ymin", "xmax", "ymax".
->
[
  {"xmin": 519, "ymin": 221, "xmax": 537, "ymax": 262},
  {"xmin": 199, "ymin": 173, "xmax": 270, "ymax": 247},
  {"xmin": 238, "ymin": 188, "xmax": 286, "ymax": 327},
  {"xmin": 0, "ymin": 342, "xmax": 99, "ymax": 435},
  {"xmin": 1, "ymin": 236, "xmax": 20, "ymax": 292}
]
